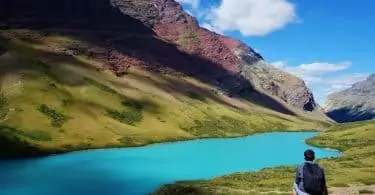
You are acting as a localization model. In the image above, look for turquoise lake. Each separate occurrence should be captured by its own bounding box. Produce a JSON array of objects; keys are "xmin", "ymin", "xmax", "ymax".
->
[{"xmin": 0, "ymin": 132, "xmax": 341, "ymax": 195}]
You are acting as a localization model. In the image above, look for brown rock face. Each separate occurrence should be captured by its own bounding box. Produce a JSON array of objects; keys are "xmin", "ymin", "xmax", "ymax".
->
[{"xmin": 0, "ymin": 0, "xmax": 318, "ymax": 114}]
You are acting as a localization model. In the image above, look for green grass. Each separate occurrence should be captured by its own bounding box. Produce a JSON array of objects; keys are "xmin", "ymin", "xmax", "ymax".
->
[
  {"xmin": 181, "ymin": 115, "xmax": 249, "ymax": 136},
  {"xmin": 0, "ymin": 29, "xmax": 330, "ymax": 158},
  {"xmin": 107, "ymin": 108, "xmax": 143, "ymax": 126},
  {"xmin": 106, "ymin": 99, "xmax": 144, "ymax": 126},
  {"xmin": 0, "ymin": 125, "xmax": 52, "ymax": 142},
  {"xmin": 153, "ymin": 120, "xmax": 375, "ymax": 194},
  {"xmin": 37, "ymin": 104, "xmax": 69, "ymax": 127}
]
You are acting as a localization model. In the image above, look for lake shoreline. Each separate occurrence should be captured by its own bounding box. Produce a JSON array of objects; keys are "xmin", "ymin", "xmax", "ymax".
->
[
  {"xmin": 153, "ymin": 120, "xmax": 375, "ymax": 195},
  {"xmin": 1, "ymin": 131, "xmax": 340, "ymax": 195},
  {"xmin": 0, "ymin": 129, "xmax": 324, "ymax": 160}
]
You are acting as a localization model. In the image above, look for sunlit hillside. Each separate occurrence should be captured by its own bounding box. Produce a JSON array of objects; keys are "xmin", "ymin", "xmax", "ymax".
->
[{"xmin": 0, "ymin": 30, "xmax": 330, "ymax": 158}]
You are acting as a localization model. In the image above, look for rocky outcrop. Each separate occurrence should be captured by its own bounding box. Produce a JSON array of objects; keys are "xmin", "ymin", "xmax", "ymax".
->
[
  {"xmin": 325, "ymin": 74, "xmax": 375, "ymax": 123},
  {"xmin": 0, "ymin": 0, "xmax": 319, "ymax": 115}
]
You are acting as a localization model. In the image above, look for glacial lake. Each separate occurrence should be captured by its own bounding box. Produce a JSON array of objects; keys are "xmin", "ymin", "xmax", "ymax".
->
[{"xmin": 0, "ymin": 132, "xmax": 341, "ymax": 195}]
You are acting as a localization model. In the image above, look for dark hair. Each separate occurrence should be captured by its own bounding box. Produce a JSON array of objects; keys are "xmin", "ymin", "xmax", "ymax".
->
[{"xmin": 304, "ymin": 149, "xmax": 315, "ymax": 161}]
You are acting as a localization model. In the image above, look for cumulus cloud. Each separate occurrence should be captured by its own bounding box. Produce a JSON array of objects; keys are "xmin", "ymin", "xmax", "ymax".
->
[
  {"xmin": 206, "ymin": 0, "xmax": 297, "ymax": 36},
  {"xmin": 270, "ymin": 61, "xmax": 367, "ymax": 104},
  {"xmin": 271, "ymin": 61, "xmax": 352, "ymax": 84},
  {"xmin": 176, "ymin": 0, "xmax": 200, "ymax": 9},
  {"xmin": 298, "ymin": 62, "xmax": 351, "ymax": 74}
]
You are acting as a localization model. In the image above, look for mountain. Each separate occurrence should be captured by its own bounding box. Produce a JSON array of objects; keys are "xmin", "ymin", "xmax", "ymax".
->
[
  {"xmin": 0, "ymin": 0, "xmax": 330, "ymax": 158},
  {"xmin": 0, "ymin": 0, "xmax": 322, "ymax": 114},
  {"xmin": 325, "ymin": 74, "xmax": 375, "ymax": 123}
]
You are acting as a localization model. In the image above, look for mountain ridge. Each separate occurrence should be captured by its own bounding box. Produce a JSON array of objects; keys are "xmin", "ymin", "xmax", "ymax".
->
[
  {"xmin": 325, "ymin": 74, "xmax": 375, "ymax": 123},
  {"xmin": 0, "ymin": 0, "xmax": 331, "ymax": 158},
  {"xmin": 0, "ymin": 0, "xmax": 322, "ymax": 115}
]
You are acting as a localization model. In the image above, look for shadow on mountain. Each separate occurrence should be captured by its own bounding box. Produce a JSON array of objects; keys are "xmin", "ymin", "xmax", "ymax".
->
[
  {"xmin": 0, "ymin": 0, "xmax": 295, "ymax": 115},
  {"xmin": 0, "ymin": 127, "xmax": 49, "ymax": 159},
  {"xmin": 327, "ymin": 108, "xmax": 375, "ymax": 123}
]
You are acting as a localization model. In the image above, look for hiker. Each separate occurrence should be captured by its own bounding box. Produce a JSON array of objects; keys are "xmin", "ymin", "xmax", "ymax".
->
[{"xmin": 293, "ymin": 149, "xmax": 328, "ymax": 195}]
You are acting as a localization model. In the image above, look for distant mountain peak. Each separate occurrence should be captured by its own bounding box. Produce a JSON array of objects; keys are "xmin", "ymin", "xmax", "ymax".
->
[{"xmin": 326, "ymin": 74, "xmax": 375, "ymax": 123}]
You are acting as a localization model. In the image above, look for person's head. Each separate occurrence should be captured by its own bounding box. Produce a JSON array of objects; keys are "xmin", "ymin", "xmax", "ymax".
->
[{"xmin": 304, "ymin": 149, "xmax": 315, "ymax": 161}]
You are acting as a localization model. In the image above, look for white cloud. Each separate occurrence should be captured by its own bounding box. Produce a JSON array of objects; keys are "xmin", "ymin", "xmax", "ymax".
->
[
  {"xmin": 270, "ymin": 61, "xmax": 367, "ymax": 104},
  {"xmin": 271, "ymin": 61, "xmax": 352, "ymax": 84},
  {"xmin": 298, "ymin": 62, "xmax": 351, "ymax": 74},
  {"xmin": 325, "ymin": 73, "xmax": 369, "ymax": 94},
  {"xmin": 176, "ymin": 0, "xmax": 200, "ymax": 9},
  {"xmin": 201, "ymin": 23, "xmax": 224, "ymax": 35},
  {"xmin": 205, "ymin": 0, "xmax": 297, "ymax": 36}
]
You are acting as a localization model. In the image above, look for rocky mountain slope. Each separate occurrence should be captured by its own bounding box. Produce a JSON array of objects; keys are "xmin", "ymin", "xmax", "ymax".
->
[
  {"xmin": 0, "ymin": 0, "xmax": 322, "ymax": 116},
  {"xmin": 0, "ymin": 0, "xmax": 331, "ymax": 158},
  {"xmin": 325, "ymin": 74, "xmax": 375, "ymax": 123}
]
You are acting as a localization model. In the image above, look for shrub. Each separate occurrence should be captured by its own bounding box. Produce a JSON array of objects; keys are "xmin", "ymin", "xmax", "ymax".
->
[
  {"xmin": 37, "ymin": 104, "xmax": 69, "ymax": 127},
  {"xmin": 107, "ymin": 99, "xmax": 144, "ymax": 126},
  {"xmin": 107, "ymin": 109, "xmax": 142, "ymax": 126}
]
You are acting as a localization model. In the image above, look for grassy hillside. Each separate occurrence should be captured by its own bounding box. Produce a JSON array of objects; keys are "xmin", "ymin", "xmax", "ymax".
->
[
  {"xmin": 153, "ymin": 120, "xmax": 375, "ymax": 195},
  {"xmin": 0, "ymin": 30, "xmax": 330, "ymax": 158}
]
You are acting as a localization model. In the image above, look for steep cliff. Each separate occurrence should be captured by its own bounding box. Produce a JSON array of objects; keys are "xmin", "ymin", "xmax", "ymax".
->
[{"xmin": 326, "ymin": 74, "xmax": 375, "ymax": 123}]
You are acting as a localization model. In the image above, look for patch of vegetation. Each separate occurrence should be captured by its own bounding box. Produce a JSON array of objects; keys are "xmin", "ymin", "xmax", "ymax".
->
[
  {"xmin": 84, "ymin": 77, "xmax": 117, "ymax": 94},
  {"xmin": 0, "ymin": 93, "xmax": 9, "ymax": 120},
  {"xmin": 118, "ymin": 136, "xmax": 137, "ymax": 146},
  {"xmin": 107, "ymin": 99, "xmax": 144, "ymax": 126},
  {"xmin": 0, "ymin": 125, "xmax": 52, "ymax": 142},
  {"xmin": 37, "ymin": 104, "xmax": 69, "ymax": 127},
  {"xmin": 107, "ymin": 109, "xmax": 143, "ymax": 126},
  {"xmin": 181, "ymin": 115, "xmax": 250, "ymax": 137},
  {"xmin": 61, "ymin": 98, "xmax": 74, "ymax": 107}
]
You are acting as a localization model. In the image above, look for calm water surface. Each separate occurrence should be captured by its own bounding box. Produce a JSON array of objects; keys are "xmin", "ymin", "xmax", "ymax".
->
[{"xmin": 0, "ymin": 132, "xmax": 341, "ymax": 195}]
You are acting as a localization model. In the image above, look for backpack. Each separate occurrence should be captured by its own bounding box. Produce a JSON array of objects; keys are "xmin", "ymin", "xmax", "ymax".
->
[{"xmin": 302, "ymin": 163, "xmax": 324, "ymax": 195}]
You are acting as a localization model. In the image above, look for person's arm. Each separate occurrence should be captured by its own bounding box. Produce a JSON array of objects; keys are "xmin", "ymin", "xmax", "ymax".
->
[
  {"xmin": 295, "ymin": 165, "xmax": 301, "ymax": 185},
  {"xmin": 293, "ymin": 166, "xmax": 300, "ymax": 195},
  {"xmin": 322, "ymin": 167, "xmax": 328, "ymax": 195}
]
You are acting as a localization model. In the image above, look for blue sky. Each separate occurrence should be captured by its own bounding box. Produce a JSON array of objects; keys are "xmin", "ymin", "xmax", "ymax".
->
[{"xmin": 176, "ymin": 0, "xmax": 375, "ymax": 105}]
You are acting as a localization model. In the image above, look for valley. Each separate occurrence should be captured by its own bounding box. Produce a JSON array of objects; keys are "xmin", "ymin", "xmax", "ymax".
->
[{"xmin": 0, "ymin": 0, "xmax": 374, "ymax": 195}]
